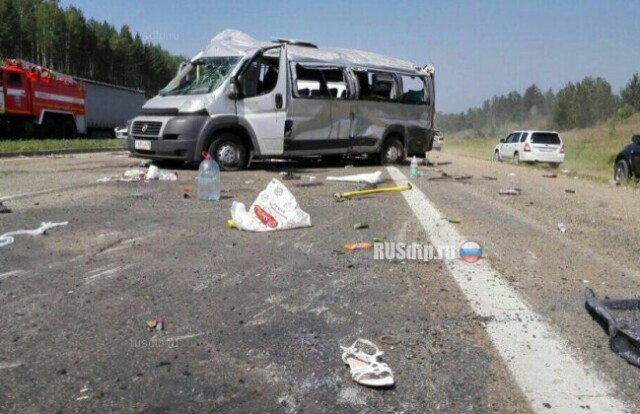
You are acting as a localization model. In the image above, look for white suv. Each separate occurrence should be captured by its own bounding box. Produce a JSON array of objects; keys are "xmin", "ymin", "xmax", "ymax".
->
[{"xmin": 492, "ymin": 130, "xmax": 564, "ymax": 168}]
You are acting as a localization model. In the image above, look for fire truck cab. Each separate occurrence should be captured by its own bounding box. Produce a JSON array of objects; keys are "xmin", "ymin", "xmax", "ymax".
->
[{"xmin": 0, "ymin": 59, "xmax": 85, "ymax": 138}]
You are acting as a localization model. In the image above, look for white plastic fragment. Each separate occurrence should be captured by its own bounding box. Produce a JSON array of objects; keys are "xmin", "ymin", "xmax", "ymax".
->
[
  {"xmin": 0, "ymin": 221, "xmax": 69, "ymax": 248},
  {"xmin": 326, "ymin": 171, "xmax": 383, "ymax": 184},
  {"xmin": 230, "ymin": 179, "xmax": 311, "ymax": 232}
]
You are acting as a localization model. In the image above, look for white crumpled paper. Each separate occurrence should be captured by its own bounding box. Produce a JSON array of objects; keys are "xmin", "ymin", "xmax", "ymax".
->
[{"xmin": 230, "ymin": 179, "xmax": 311, "ymax": 232}]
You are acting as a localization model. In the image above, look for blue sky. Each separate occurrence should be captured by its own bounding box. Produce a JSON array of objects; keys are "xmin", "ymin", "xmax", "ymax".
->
[{"xmin": 60, "ymin": 0, "xmax": 639, "ymax": 113}]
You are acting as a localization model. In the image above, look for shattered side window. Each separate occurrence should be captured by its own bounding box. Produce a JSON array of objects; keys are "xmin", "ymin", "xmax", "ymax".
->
[
  {"xmin": 355, "ymin": 70, "xmax": 398, "ymax": 102},
  {"xmin": 159, "ymin": 56, "xmax": 241, "ymax": 96},
  {"xmin": 240, "ymin": 49, "xmax": 281, "ymax": 99},
  {"xmin": 292, "ymin": 64, "xmax": 327, "ymax": 98},
  {"xmin": 400, "ymin": 75, "xmax": 426, "ymax": 105}
]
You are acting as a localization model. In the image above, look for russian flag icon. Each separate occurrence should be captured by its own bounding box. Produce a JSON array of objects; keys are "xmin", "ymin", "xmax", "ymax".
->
[{"xmin": 459, "ymin": 241, "xmax": 483, "ymax": 263}]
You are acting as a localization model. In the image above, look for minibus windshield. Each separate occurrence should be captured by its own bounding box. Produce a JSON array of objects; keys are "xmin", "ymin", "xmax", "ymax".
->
[{"xmin": 160, "ymin": 56, "xmax": 241, "ymax": 96}]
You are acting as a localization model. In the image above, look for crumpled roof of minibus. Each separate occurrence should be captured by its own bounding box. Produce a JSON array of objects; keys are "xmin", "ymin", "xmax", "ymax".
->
[{"xmin": 200, "ymin": 29, "xmax": 422, "ymax": 74}]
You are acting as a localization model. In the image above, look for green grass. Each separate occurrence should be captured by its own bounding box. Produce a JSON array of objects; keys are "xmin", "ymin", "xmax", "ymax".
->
[
  {"xmin": 443, "ymin": 113, "xmax": 640, "ymax": 181},
  {"xmin": 0, "ymin": 139, "xmax": 126, "ymax": 153}
]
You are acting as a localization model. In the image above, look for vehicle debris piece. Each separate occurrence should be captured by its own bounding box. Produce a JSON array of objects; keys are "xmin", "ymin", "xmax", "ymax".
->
[
  {"xmin": 146, "ymin": 320, "xmax": 157, "ymax": 330},
  {"xmin": 482, "ymin": 176, "xmax": 498, "ymax": 181},
  {"xmin": 341, "ymin": 338, "xmax": 394, "ymax": 387},
  {"xmin": 279, "ymin": 171, "xmax": 301, "ymax": 180},
  {"xmin": 448, "ymin": 217, "xmax": 461, "ymax": 224},
  {"xmin": 0, "ymin": 221, "xmax": 69, "ymax": 248},
  {"xmin": 353, "ymin": 222, "xmax": 369, "ymax": 230},
  {"xmin": 428, "ymin": 174, "xmax": 472, "ymax": 181},
  {"xmin": 557, "ymin": 222, "xmax": 567, "ymax": 233},
  {"xmin": 343, "ymin": 242, "xmax": 373, "ymax": 250},
  {"xmin": 230, "ymin": 179, "xmax": 311, "ymax": 232},
  {"xmin": 378, "ymin": 335, "xmax": 402, "ymax": 345},
  {"xmin": 499, "ymin": 189, "xmax": 521, "ymax": 196},
  {"xmin": 183, "ymin": 189, "xmax": 191, "ymax": 199},
  {"xmin": 565, "ymin": 189, "xmax": 575, "ymax": 194},
  {"xmin": 372, "ymin": 237, "xmax": 386, "ymax": 244},
  {"xmin": 585, "ymin": 288, "xmax": 640, "ymax": 367},
  {"xmin": 543, "ymin": 173, "xmax": 558, "ymax": 178},
  {"xmin": 227, "ymin": 220, "xmax": 237, "ymax": 229},
  {"xmin": 334, "ymin": 183, "xmax": 412, "ymax": 202},
  {"xmin": 0, "ymin": 202, "xmax": 11, "ymax": 214},
  {"xmin": 326, "ymin": 171, "xmax": 383, "ymax": 184}
]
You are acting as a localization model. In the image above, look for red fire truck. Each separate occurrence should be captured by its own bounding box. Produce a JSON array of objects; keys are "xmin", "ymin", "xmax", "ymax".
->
[{"xmin": 0, "ymin": 59, "xmax": 145, "ymax": 138}]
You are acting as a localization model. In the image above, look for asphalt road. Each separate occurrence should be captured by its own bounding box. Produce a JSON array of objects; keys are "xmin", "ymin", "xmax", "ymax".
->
[{"xmin": 0, "ymin": 151, "xmax": 639, "ymax": 413}]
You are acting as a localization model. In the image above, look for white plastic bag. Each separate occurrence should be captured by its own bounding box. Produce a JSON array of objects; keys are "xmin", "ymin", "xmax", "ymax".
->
[
  {"xmin": 326, "ymin": 171, "xmax": 382, "ymax": 184},
  {"xmin": 230, "ymin": 179, "xmax": 311, "ymax": 232}
]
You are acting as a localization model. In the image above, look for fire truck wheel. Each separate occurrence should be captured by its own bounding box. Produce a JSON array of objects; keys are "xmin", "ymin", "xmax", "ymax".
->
[
  {"xmin": 40, "ymin": 117, "xmax": 59, "ymax": 139},
  {"xmin": 60, "ymin": 118, "xmax": 77, "ymax": 138}
]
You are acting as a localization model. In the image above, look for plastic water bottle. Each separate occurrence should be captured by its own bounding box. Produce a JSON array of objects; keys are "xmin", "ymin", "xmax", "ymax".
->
[
  {"xmin": 198, "ymin": 151, "xmax": 220, "ymax": 201},
  {"xmin": 410, "ymin": 156, "xmax": 419, "ymax": 177}
]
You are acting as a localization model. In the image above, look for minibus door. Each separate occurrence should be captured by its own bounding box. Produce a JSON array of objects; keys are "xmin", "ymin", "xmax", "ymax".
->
[{"xmin": 234, "ymin": 46, "xmax": 287, "ymax": 156}]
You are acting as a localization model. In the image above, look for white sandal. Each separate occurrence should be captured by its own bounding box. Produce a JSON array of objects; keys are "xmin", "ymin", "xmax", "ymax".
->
[{"xmin": 340, "ymin": 338, "xmax": 395, "ymax": 387}]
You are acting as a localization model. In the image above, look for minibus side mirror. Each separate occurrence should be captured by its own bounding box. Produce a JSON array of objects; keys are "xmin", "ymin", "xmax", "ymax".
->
[{"xmin": 227, "ymin": 77, "xmax": 241, "ymax": 99}]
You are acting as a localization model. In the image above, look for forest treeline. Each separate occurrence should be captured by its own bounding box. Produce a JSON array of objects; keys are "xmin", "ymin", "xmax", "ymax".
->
[
  {"xmin": 0, "ymin": 0, "xmax": 183, "ymax": 96},
  {"xmin": 439, "ymin": 73, "xmax": 640, "ymax": 133}
]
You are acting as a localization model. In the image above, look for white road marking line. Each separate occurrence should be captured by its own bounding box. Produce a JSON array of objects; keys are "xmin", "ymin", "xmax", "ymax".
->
[
  {"xmin": 85, "ymin": 264, "xmax": 132, "ymax": 283},
  {"xmin": 0, "ymin": 269, "xmax": 30, "ymax": 280},
  {"xmin": 0, "ymin": 361, "xmax": 24, "ymax": 370},
  {"xmin": 0, "ymin": 185, "xmax": 77, "ymax": 202},
  {"xmin": 166, "ymin": 333, "xmax": 205, "ymax": 342},
  {"xmin": 387, "ymin": 167, "xmax": 632, "ymax": 414}
]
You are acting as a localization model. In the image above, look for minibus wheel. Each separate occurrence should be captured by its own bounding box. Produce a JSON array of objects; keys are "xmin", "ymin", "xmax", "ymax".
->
[
  {"xmin": 380, "ymin": 137, "xmax": 405, "ymax": 165},
  {"xmin": 209, "ymin": 133, "xmax": 247, "ymax": 171}
]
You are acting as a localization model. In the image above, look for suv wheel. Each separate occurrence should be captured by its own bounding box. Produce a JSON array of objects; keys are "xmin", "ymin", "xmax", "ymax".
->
[
  {"xmin": 614, "ymin": 159, "xmax": 630, "ymax": 183},
  {"xmin": 513, "ymin": 152, "xmax": 520, "ymax": 165}
]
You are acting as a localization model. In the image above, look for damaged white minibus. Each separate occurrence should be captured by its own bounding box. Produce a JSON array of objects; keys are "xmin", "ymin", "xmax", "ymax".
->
[{"xmin": 128, "ymin": 30, "xmax": 436, "ymax": 170}]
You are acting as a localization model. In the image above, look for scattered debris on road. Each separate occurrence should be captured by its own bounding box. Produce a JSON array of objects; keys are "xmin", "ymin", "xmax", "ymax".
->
[
  {"xmin": 372, "ymin": 237, "xmax": 385, "ymax": 243},
  {"xmin": 353, "ymin": 222, "xmax": 369, "ymax": 230},
  {"xmin": 279, "ymin": 171, "xmax": 301, "ymax": 180},
  {"xmin": 97, "ymin": 166, "xmax": 177, "ymax": 183},
  {"xmin": 326, "ymin": 171, "xmax": 383, "ymax": 184},
  {"xmin": 565, "ymin": 189, "xmax": 576, "ymax": 194},
  {"xmin": 428, "ymin": 174, "xmax": 472, "ymax": 181},
  {"xmin": 482, "ymin": 176, "xmax": 498, "ymax": 181},
  {"xmin": 230, "ymin": 179, "xmax": 311, "ymax": 232},
  {"xmin": 343, "ymin": 242, "xmax": 373, "ymax": 250},
  {"xmin": 183, "ymin": 189, "xmax": 191, "ymax": 199},
  {"xmin": 341, "ymin": 338, "xmax": 395, "ymax": 387},
  {"xmin": 0, "ymin": 202, "xmax": 11, "ymax": 214},
  {"xmin": 448, "ymin": 217, "xmax": 461, "ymax": 224},
  {"xmin": 499, "ymin": 189, "xmax": 521, "ymax": 196},
  {"xmin": 558, "ymin": 222, "xmax": 567, "ymax": 233},
  {"xmin": 585, "ymin": 288, "xmax": 640, "ymax": 367},
  {"xmin": 0, "ymin": 221, "xmax": 69, "ymax": 248},
  {"xmin": 543, "ymin": 173, "xmax": 558, "ymax": 178},
  {"xmin": 378, "ymin": 335, "xmax": 402, "ymax": 345},
  {"xmin": 334, "ymin": 183, "xmax": 412, "ymax": 202}
]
